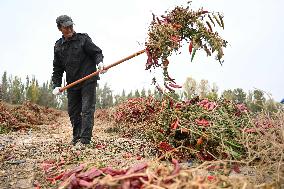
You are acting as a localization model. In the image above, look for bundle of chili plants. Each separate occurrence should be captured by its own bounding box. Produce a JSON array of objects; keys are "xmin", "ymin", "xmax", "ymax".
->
[
  {"xmin": 151, "ymin": 96, "xmax": 254, "ymax": 160},
  {"xmin": 145, "ymin": 2, "xmax": 227, "ymax": 91},
  {"xmin": 112, "ymin": 95, "xmax": 255, "ymax": 160}
]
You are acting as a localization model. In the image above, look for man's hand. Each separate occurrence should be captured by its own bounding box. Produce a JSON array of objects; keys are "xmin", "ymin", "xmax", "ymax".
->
[
  {"xmin": 52, "ymin": 87, "xmax": 62, "ymax": 95},
  {"xmin": 98, "ymin": 62, "xmax": 107, "ymax": 74}
]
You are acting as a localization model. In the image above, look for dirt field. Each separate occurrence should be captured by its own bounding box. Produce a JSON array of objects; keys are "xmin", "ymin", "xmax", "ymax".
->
[{"xmin": 0, "ymin": 114, "xmax": 158, "ymax": 189}]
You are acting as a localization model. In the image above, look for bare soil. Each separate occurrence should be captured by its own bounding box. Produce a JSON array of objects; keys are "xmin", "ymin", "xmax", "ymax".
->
[{"xmin": 0, "ymin": 113, "xmax": 157, "ymax": 189}]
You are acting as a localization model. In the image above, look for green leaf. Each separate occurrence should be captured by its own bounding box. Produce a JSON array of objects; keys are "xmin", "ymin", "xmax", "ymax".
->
[
  {"xmin": 208, "ymin": 14, "xmax": 215, "ymax": 27},
  {"xmin": 213, "ymin": 14, "xmax": 222, "ymax": 28},
  {"xmin": 191, "ymin": 48, "xmax": 197, "ymax": 62}
]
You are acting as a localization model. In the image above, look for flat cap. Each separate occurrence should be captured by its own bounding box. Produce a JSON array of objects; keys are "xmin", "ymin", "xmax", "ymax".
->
[{"xmin": 56, "ymin": 15, "xmax": 73, "ymax": 27}]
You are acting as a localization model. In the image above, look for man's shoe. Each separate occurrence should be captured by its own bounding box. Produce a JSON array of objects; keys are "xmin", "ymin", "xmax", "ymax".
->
[
  {"xmin": 71, "ymin": 139, "xmax": 79, "ymax": 146},
  {"xmin": 80, "ymin": 139, "xmax": 91, "ymax": 145},
  {"xmin": 72, "ymin": 142, "xmax": 86, "ymax": 150}
]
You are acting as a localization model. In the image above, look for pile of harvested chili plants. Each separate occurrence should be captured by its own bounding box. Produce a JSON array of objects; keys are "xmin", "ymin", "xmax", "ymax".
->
[
  {"xmin": 0, "ymin": 100, "xmax": 62, "ymax": 132},
  {"xmin": 111, "ymin": 96, "xmax": 252, "ymax": 160}
]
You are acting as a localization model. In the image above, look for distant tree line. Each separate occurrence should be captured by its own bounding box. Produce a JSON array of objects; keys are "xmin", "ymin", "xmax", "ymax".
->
[
  {"xmin": 0, "ymin": 72, "xmax": 281, "ymax": 113},
  {"xmin": 0, "ymin": 71, "xmax": 63, "ymax": 109},
  {"xmin": 182, "ymin": 77, "xmax": 281, "ymax": 113}
]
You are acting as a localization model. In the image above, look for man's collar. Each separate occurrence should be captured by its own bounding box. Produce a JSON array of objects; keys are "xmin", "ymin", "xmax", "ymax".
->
[{"xmin": 61, "ymin": 32, "xmax": 77, "ymax": 44}]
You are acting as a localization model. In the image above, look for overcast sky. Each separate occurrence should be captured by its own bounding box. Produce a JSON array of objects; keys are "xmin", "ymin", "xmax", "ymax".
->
[{"xmin": 0, "ymin": 0, "xmax": 283, "ymax": 101}]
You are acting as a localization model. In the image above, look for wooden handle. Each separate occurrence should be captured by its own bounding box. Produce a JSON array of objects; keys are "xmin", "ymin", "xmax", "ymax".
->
[{"xmin": 59, "ymin": 49, "xmax": 145, "ymax": 92}]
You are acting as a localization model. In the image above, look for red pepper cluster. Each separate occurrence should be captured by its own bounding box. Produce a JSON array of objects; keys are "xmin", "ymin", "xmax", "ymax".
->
[
  {"xmin": 43, "ymin": 158, "xmax": 183, "ymax": 189},
  {"xmin": 198, "ymin": 99, "xmax": 217, "ymax": 111},
  {"xmin": 159, "ymin": 141, "xmax": 174, "ymax": 151},
  {"xmin": 195, "ymin": 118, "xmax": 210, "ymax": 127},
  {"xmin": 113, "ymin": 96, "xmax": 161, "ymax": 123}
]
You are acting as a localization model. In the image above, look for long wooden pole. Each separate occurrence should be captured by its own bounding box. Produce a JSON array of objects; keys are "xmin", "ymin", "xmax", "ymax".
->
[{"xmin": 59, "ymin": 49, "xmax": 145, "ymax": 92}]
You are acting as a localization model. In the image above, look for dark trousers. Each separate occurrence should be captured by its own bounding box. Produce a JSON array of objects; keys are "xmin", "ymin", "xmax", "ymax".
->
[{"xmin": 67, "ymin": 82, "xmax": 96, "ymax": 144}]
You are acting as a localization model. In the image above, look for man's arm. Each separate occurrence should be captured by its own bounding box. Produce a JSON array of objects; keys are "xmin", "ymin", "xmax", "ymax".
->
[
  {"xmin": 83, "ymin": 34, "xmax": 104, "ymax": 64},
  {"xmin": 52, "ymin": 49, "xmax": 64, "ymax": 88}
]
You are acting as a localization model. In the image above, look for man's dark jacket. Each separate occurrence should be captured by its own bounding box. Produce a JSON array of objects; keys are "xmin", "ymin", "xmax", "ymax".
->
[{"xmin": 52, "ymin": 33, "xmax": 103, "ymax": 89}]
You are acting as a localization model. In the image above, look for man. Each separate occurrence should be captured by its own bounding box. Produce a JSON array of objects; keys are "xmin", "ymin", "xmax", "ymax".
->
[{"xmin": 52, "ymin": 15, "xmax": 106, "ymax": 146}]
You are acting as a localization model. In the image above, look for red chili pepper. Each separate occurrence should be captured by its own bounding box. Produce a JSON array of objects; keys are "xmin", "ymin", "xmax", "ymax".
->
[
  {"xmin": 41, "ymin": 163, "xmax": 54, "ymax": 172},
  {"xmin": 205, "ymin": 102, "xmax": 217, "ymax": 110},
  {"xmin": 78, "ymin": 179, "xmax": 93, "ymax": 188},
  {"xmin": 207, "ymin": 175, "xmax": 215, "ymax": 181},
  {"xmin": 57, "ymin": 159, "xmax": 65, "ymax": 166},
  {"xmin": 195, "ymin": 119, "xmax": 210, "ymax": 127},
  {"xmin": 189, "ymin": 41, "xmax": 193, "ymax": 54},
  {"xmin": 168, "ymin": 83, "xmax": 182, "ymax": 88},
  {"xmin": 95, "ymin": 144, "xmax": 106, "ymax": 149},
  {"xmin": 174, "ymin": 103, "xmax": 182, "ymax": 109},
  {"xmin": 243, "ymin": 128, "xmax": 256, "ymax": 133},
  {"xmin": 170, "ymin": 119, "xmax": 179, "ymax": 130},
  {"xmin": 170, "ymin": 35, "xmax": 181, "ymax": 43},
  {"xmin": 101, "ymin": 167, "xmax": 126, "ymax": 176},
  {"xmin": 158, "ymin": 129, "xmax": 164, "ymax": 133},
  {"xmin": 198, "ymin": 99, "xmax": 209, "ymax": 105},
  {"xmin": 69, "ymin": 173, "xmax": 78, "ymax": 187},
  {"xmin": 232, "ymin": 164, "xmax": 241, "ymax": 173},
  {"xmin": 201, "ymin": 10, "xmax": 209, "ymax": 14},
  {"xmin": 171, "ymin": 158, "xmax": 180, "ymax": 175},
  {"xmin": 196, "ymin": 137, "xmax": 203, "ymax": 146},
  {"xmin": 126, "ymin": 162, "xmax": 148, "ymax": 175},
  {"xmin": 77, "ymin": 167, "xmax": 102, "ymax": 181},
  {"xmin": 159, "ymin": 142, "xmax": 173, "ymax": 151},
  {"xmin": 46, "ymin": 172, "xmax": 64, "ymax": 182},
  {"xmin": 62, "ymin": 164, "xmax": 85, "ymax": 180}
]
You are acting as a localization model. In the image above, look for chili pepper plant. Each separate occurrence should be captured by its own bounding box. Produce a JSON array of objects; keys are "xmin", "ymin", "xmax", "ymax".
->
[
  {"xmin": 145, "ymin": 2, "xmax": 227, "ymax": 91},
  {"xmin": 113, "ymin": 96, "xmax": 254, "ymax": 161}
]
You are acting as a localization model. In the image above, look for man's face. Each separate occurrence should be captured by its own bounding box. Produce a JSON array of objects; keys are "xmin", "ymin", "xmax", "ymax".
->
[{"xmin": 59, "ymin": 25, "xmax": 74, "ymax": 39}]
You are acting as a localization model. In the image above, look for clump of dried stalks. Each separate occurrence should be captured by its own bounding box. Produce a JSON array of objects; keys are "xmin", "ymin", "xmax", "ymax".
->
[{"xmin": 239, "ymin": 110, "xmax": 284, "ymax": 185}]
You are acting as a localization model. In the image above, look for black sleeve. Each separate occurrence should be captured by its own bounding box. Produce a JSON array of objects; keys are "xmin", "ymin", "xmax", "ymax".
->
[
  {"xmin": 52, "ymin": 46, "xmax": 64, "ymax": 88},
  {"xmin": 83, "ymin": 35, "xmax": 104, "ymax": 64}
]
